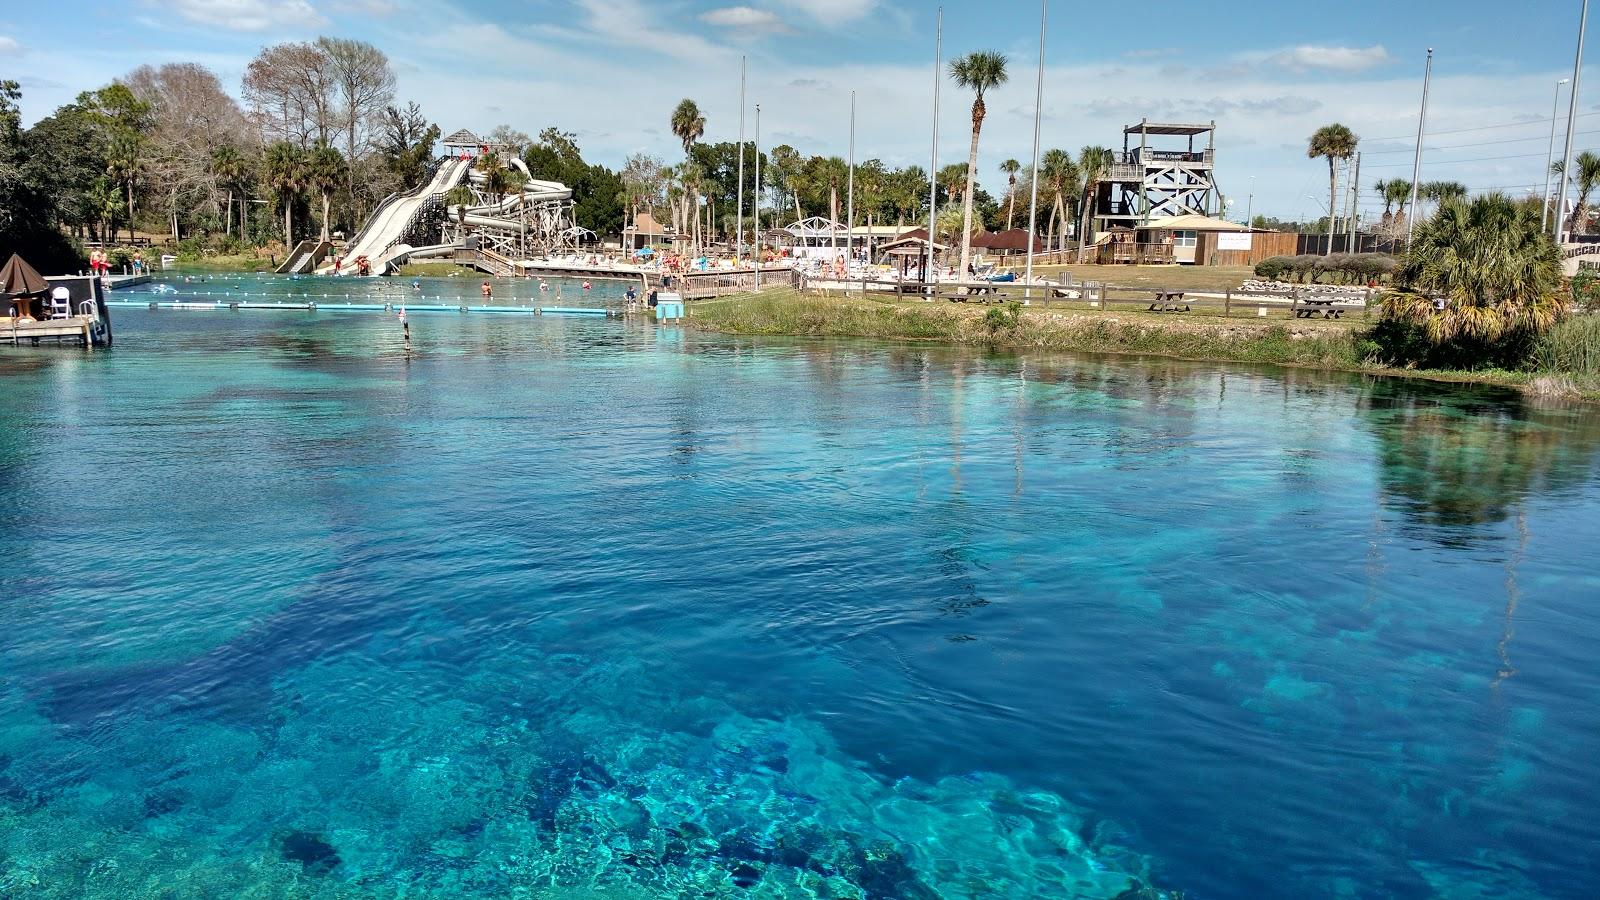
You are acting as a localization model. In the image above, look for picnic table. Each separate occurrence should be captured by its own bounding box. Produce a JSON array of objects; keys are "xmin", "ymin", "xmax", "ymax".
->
[
  {"xmin": 1148, "ymin": 290, "xmax": 1189, "ymax": 312},
  {"xmin": 1294, "ymin": 297, "xmax": 1346, "ymax": 319}
]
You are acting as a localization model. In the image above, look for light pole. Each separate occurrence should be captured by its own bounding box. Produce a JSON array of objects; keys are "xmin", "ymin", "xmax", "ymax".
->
[
  {"xmin": 1558, "ymin": 0, "xmax": 1589, "ymax": 243},
  {"xmin": 1246, "ymin": 175, "xmax": 1255, "ymax": 226},
  {"xmin": 1543, "ymin": 78, "xmax": 1571, "ymax": 232},
  {"xmin": 847, "ymin": 90, "xmax": 856, "ymax": 282},
  {"xmin": 1023, "ymin": 0, "xmax": 1046, "ymax": 302},
  {"xmin": 1407, "ymin": 49, "xmax": 1434, "ymax": 244},
  {"xmin": 925, "ymin": 6, "xmax": 943, "ymax": 287},
  {"xmin": 754, "ymin": 103, "xmax": 761, "ymax": 289},
  {"xmin": 737, "ymin": 56, "xmax": 746, "ymax": 260}
]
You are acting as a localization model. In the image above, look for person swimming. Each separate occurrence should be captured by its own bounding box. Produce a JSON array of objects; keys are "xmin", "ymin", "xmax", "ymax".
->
[
  {"xmin": 581, "ymin": 280, "xmax": 591, "ymax": 291},
  {"xmin": 412, "ymin": 280, "xmax": 422, "ymax": 291}
]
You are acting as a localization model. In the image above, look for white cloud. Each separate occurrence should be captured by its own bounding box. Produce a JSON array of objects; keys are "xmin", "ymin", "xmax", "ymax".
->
[
  {"xmin": 0, "ymin": 36, "xmax": 21, "ymax": 54},
  {"xmin": 785, "ymin": 0, "xmax": 878, "ymax": 25},
  {"xmin": 701, "ymin": 6, "xmax": 789, "ymax": 33},
  {"xmin": 168, "ymin": 0, "xmax": 325, "ymax": 32},
  {"xmin": 1271, "ymin": 44, "xmax": 1392, "ymax": 73}
]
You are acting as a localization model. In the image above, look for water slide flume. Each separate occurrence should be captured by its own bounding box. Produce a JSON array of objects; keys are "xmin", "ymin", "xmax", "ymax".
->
[{"xmin": 317, "ymin": 157, "xmax": 472, "ymax": 275}]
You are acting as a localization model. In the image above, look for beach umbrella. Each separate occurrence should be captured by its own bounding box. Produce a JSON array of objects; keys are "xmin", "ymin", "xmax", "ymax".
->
[{"xmin": 0, "ymin": 253, "xmax": 48, "ymax": 299}]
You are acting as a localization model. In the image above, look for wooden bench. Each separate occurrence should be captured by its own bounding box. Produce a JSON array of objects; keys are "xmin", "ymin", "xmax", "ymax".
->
[{"xmin": 1148, "ymin": 290, "xmax": 1189, "ymax": 312}]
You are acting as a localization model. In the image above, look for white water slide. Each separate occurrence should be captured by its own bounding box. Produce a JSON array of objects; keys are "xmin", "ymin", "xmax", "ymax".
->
[
  {"xmin": 451, "ymin": 158, "xmax": 573, "ymax": 231},
  {"xmin": 320, "ymin": 157, "xmax": 471, "ymax": 274}
]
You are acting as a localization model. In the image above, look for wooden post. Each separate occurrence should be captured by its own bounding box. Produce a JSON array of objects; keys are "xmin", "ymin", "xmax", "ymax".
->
[{"xmin": 1225, "ymin": 289, "xmax": 1231, "ymax": 318}]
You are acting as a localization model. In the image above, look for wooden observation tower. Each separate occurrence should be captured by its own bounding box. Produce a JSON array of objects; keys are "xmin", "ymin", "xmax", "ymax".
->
[{"xmin": 1095, "ymin": 120, "xmax": 1218, "ymax": 231}]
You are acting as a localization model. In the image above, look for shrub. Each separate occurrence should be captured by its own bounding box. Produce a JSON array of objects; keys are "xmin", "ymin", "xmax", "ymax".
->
[
  {"xmin": 1571, "ymin": 270, "xmax": 1600, "ymax": 313},
  {"xmin": 1288, "ymin": 254, "xmax": 1321, "ymax": 283},
  {"xmin": 1532, "ymin": 313, "xmax": 1600, "ymax": 375},
  {"xmin": 1315, "ymin": 253, "xmax": 1352, "ymax": 283},
  {"xmin": 1253, "ymin": 256, "xmax": 1293, "ymax": 281},
  {"xmin": 983, "ymin": 301, "xmax": 1022, "ymax": 333}
]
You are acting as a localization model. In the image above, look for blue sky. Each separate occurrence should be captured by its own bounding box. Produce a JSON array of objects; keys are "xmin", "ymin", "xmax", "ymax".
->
[{"xmin": 1, "ymin": 0, "xmax": 1595, "ymax": 220}]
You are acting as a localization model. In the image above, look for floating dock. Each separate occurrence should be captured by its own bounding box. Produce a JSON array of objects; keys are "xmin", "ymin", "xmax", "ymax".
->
[{"xmin": 104, "ymin": 298, "xmax": 618, "ymax": 317}]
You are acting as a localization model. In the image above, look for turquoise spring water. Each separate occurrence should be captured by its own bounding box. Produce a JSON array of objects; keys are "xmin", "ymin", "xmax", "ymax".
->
[{"xmin": 2, "ymin": 275, "xmax": 1598, "ymax": 898}]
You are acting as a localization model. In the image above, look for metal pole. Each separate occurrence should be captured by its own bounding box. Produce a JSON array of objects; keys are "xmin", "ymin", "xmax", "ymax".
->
[
  {"xmin": 1406, "ymin": 49, "xmax": 1433, "ymax": 244},
  {"xmin": 1558, "ymin": 0, "xmax": 1589, "ymax": 242},
  {"xmin": 737, "ymin": 56, "xmax": 746, "ymax": 260},
  {"xmin": 1024, "ymin": 0, "xmax": 1046, "ymax": 301},
  {"xmin": 1348, "ymin": 152, "xmax": 1361, "ymax": 251},
  {"xmin": 754, "ymin": 103, "xmax": 761, "ymax": 290},
  {"xmin": 847, "ymin": 90, "xmax": 856, "ymax": 286},
  {"xmin": 1544, "ymin": 78, "xmax": 1570, "ymax": 232},
  {"xmin": 1246, "ymin": 175, "xmax": 1254, "ymax": 227},
  {"xmin": 925, "ymin": 6, "xmax": 942, "ymax": 290}
]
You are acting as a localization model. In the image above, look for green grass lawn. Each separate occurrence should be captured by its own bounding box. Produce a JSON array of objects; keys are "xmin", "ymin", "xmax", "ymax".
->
[{"xmin": 996, "ymin": 263, "xmax": 1260, "ymax": 293}]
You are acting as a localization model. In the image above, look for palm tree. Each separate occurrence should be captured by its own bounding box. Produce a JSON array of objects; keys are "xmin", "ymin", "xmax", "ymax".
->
[
  {"xmin": 210, "ymin": 146, "xmax": 249, "ymax": 239},
  {"xmin": 1568, "ymin": 150, "xmax": 1600, "ymax": 235},
  {"xmin": 949, "ymin": 50, "xmax": 1008, "ymax": 277},
  {"xmin": 105, "ymin": 133, "xmax": 143, "ymax": 243},
  {"xmin": 1379, "ymin": 178, "xmax": 1413, "ymax": 229},
  {"xmin": 307, "ymin": 144, "xmax": 346, "ymax": 243},
  {"xmin": 1382, "ymin": 192, "xmax": 1564, "ymax": 350},
  {"xmin": 1420, "ymin": 181, "xmax": 1468, "ymax": 220},
  {"xmin": 444, "ymin": 184, "xmax": 474, "ymax": 231},
  {"xmin": 937, "ymin": 163, "xmax": 968, "ymax": 207},
  {"xmin": 670, "ymin": 99, "xmax": 706, "ymax": 251},
  {"xmin": 1075, "ymin": 146, "xmax": 1113, "ymax": 262},
  {"xmin": 1307, "ymin": 123, "xmax": 1359, "ymax": 251},
  {"xmin": 263, "ymin": 141, "xmax": 307, "ymax": 244},
  {"xmin": 1000, "ymin": 158, "xmax": 1022, "ymax": 230},
  {"xmin": 476, "ymin": 151, "xmax": 513, "ymax": 207},
  {"xmin": 1039, "ymin": 149, "xmax": 1075, "ymax": 251}
]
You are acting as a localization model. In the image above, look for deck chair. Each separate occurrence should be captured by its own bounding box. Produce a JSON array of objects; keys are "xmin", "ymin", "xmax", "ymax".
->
[{"xmin": 49, "ymin": 287, "xmax": 72, "ymax": 319}]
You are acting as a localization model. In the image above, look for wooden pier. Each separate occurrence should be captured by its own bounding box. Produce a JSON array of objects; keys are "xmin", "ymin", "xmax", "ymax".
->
[{"xmin": 2, "ymin": 275, "xmax": 113, "ymax": 349}]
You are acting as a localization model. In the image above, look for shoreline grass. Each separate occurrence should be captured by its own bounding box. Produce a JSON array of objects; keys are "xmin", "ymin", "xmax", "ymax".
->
[{"xmin": 688, "ymin": 289, "xmax": 1600, "ymax": 401}]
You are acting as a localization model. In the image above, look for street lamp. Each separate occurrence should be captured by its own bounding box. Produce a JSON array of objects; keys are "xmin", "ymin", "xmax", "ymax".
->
[{"xmin": 1544, "ymin": 78, "xmax": 1572, "ymax": 232}]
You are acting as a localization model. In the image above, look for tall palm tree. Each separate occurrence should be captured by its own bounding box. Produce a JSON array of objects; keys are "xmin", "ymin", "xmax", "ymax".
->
[
  {"xmin": 1308, "ymin": 123, "xmax": 1359, "ymax": 250},
  {"xmin": 1383, "ymin": 192, "xmax": 1563, "ymax": 350},
  {"xmin": 105, "ymin": 133, "xmax": 143, "ymax": 243},
  {"xmin": 1075, "ymin": 146, "xmax": 1113, "ymax": 262},
  {"xmin": 670, "ymin": 99, "xmax": 706, "ymax": 252},
  {"xmin": 307, "ymin": 144, "xmax": 346, "ymax": 243},
  {"xmin": 1568, "ymin": 150, "xmax": 1600, "ymax": 235},
  {"xmin": 937, "ymin": 163, "xmax": 968, "ymax": 208},
  {"xmin": 1000, "ymin": 158, "xmax": 1022, "ymax": 230},
  {"xmin": 1039, "ymin": 149, "xmax": 1075, "ymax": 251},
  {"xmin": 949, "ymin": 50, "xmax": 1008, "ymax": 277},
  {"xmin": 263, "ymin": 141, "xmax": 307, "ymax": 244},
  {"xmin": 210, "ymin": 145, "xmax": 249, "ymax": 240},
  {"xmin": 476, "ymin": 151, "xmax": 516, "ymax": 210}
]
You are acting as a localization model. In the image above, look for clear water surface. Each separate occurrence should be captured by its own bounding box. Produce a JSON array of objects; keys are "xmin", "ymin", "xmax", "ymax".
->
[{"xmin": 1, "ymin": 275, "xmax": 1597, "ymax": 898}]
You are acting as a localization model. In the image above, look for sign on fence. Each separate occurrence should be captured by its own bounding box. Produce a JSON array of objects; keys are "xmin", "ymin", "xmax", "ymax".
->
[{"xmin": 1216, "ymin": 232, "xmax": 1253, "ymax": 251}]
